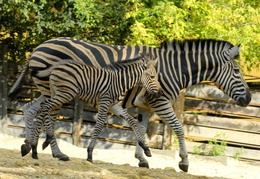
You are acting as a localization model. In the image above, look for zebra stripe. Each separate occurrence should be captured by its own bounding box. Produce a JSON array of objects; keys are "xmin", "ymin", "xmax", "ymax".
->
[
  {"xmin": 26, "ymin": 55, "xmax": 162, "ymax": 162},
  {"xmin": 9, "ymin": 37, "xmax": 251, "ymax": 172}
]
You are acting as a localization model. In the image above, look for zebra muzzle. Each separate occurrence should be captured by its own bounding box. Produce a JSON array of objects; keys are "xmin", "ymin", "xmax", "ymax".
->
[
  {"xmin": 236, "ymin": 88, "xmax": 251, "ymax": 107},
  {"xmin": 153, "ymin": 90, "xmax": 164, "ymax": 98}
]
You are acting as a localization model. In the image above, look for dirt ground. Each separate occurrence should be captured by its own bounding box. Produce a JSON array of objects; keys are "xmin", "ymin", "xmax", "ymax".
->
[{"xmin": 0, "ymin": 134, "xmax": 259, "ymax": 179}]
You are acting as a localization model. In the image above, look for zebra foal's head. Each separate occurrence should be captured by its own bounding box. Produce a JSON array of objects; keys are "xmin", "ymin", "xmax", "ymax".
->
[
  {"xmin": 213, "ymin": 43, "xmax": 251, "ymax": 107},
  {"xmin": 139, "ymin": 53, "xmax": 163, "ymax": 98}
]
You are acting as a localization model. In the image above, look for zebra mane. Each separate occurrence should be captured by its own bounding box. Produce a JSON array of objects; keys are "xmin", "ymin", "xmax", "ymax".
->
[
  {"xmin": 105, "ymin": 55, "xmax": 146, "ymax": 71},
  {"xmin": 160, "ymin": 39, "xmax": 235, "ymax": 52},
  {"xmin": 55, "ymin": 56, "xmax": 147, "ymax": 72}
]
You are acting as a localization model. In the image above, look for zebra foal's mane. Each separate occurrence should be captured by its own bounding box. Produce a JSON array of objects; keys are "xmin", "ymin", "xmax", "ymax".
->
[
  {"xmin": 57, "ymin": 54, "xmax": 149, "ymax": 72},
  {"xmin": 160, "ymin": 39, "xmax": 235, "ymax": 54},
  {"xmin": 105, "ymin": 54, "xmax": 153, "ymax": 71}
]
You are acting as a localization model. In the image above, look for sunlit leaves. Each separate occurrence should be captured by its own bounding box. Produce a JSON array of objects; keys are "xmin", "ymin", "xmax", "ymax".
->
[{"xmin": 1, "ymin": 0, "xmax": 259, "ymax": 70}]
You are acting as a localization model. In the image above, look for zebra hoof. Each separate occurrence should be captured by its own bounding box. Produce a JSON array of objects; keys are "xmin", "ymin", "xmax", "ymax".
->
[
  {"xmin": 179, "ymin": 163, "xmax": 189, "ymax": 172},
  {"xmin": 144, "ymin": 149, "xmax": 152, "ymax": 157},
  {"xmin": 53, "ymin": 154, "xmax": 70, "ymax": 161},
  {"xmin": 138, "ymin": 142, "xmax": 152, "ymax": 157},
  {"xmin": 138, "ymin": 162, "xmax": 149, "ymax": 168},
  {"xmin": 21, "ymin": 144, "xmax": 31, "ymax": 157},
  {"xmin": 42, "ymin": 141, "xmax": 49, "ymax": 150},
  {"xmin": 87, "ymin": 158, "xmax": 93, "ymax": 163},
  {"xmin": 59, "ymin": 156, "xmax": 70, "ymax": 161},
  {"xmin": 32, "ymin": 153, "xmax": 38, "ymax": 160}
]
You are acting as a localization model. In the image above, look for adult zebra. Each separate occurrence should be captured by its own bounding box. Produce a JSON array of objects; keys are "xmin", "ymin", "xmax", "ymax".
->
[{"xmin": 9, "ymin": 37, "xmax": 251, "ymax": 172}]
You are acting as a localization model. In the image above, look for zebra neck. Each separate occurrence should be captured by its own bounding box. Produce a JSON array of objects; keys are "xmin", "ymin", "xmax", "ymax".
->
[
  {"xmin": 153, "ymin": 47, "xmax": 220, "ymax": 99},
  {"xmin": 115, "ymin": 64, "xmax": 143, "ymax": 92},
  {"xmin": 172, "ymin": 50, "xmax": 218, "ymax": 89}
]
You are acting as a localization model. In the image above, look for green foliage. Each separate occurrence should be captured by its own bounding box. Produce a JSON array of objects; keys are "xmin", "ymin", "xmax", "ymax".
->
[
  {"xmin": 208, "ymin": 138, "xmax": 227, "ymax": 156},
  {"xmin": 0, "ymin": 0, "xmax": 135, "ymax": 62},
  {"xmin": 1, "ymin": 0, "xmax": 259, "ymax": 70},
  {"xmin": 193, "ymin": 145, "xmax": 202, "ymax": 155},
  {"xmin": 233, "ymin": 147, "xmax": 244, "ymax": 160},
  {"xmin": 193, "ymin": 133, "xmax": 227, "ymax": 156}
]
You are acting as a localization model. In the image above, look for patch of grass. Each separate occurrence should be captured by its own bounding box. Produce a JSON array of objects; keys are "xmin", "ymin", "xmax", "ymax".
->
[
  {"xmin": 233, "ymin": 147, "xmax": 244, "ymax": 160},
  {"xmin": 192, "ymin": 133, "xmax": 227, "ymax": 156}
]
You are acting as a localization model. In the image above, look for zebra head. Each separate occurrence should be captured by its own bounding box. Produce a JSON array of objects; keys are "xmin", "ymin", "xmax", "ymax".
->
[
  {"xmin": 213, "ymin": 44, "xmax": 251, "ymax": 107},
  {"xmin": 140, "ymin": 54, "xmax": 163, "ymax": 98}
]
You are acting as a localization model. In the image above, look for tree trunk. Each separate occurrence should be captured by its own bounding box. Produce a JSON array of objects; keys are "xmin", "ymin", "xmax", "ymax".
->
[{"xmin": 0, "ymin": 44, "xmax": 8, "ymax": 133}]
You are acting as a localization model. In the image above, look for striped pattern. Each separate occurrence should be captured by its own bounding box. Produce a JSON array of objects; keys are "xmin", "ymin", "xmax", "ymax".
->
[
  {"xmin": 27, "ymin": 55, "xmax": 161, "ymax": 161},
  {"xmin": 9, "ymin": 37, "xmax": 251, "ymax": 172}
]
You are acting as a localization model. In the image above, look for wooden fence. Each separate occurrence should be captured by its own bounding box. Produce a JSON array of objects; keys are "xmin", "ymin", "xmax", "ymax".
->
[
  {"xmin": 1, "ymin": 46, "xmax": 259, "ymax": 160},
  {"xmin": 1, "ymin": 57, "xmax": 167, "ymax": 150},
  {"xmin": 183, "ymin": 81, "xmax": 260, "ymax": 161}
]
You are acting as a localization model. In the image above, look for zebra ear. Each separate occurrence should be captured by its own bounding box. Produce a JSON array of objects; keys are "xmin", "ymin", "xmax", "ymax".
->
[
  {"xmin": 147, "ymin": 58, "xmax": 158, "ymax": 68},
  {"xmin": 229, "ymin": 44, "xmax": 240, "ymax": 59},
  {"xmin": 138, "ymin": 53, "xmax": 146, "ymax": 59},
  {"xmin": 138, "ymin": 53, "xmax": 147, "ymax": 64}
]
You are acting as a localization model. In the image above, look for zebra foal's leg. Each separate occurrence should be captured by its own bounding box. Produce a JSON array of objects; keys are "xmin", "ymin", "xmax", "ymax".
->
[
  {"xmin": 30, "ymin": 112, "xmax": 45, "ymax": 159},
  {"xmin": 21, "ymin": 95, "xmax": 44, "ymax": 157},
  {"xmin": 147, "ymin": 97, "xmax": 189, "ymax": 172},
  {"xmin": 87, "ymin": 101, "xmax": 110, "ymax": 163},
  {"xmin": 47, "ymin": 109, "xmax": 69, "ymax": 161},
  {"xmin": 40, "ymin": 96, "xmax": 72, "ymax": 151},
  {"xmin": 30, "ymin": 100, "xmax": 54, "ymax": 159},
  {"xmin": 20, "ymin": 95, "xmax": 69, "ymax": 161},
  {"xmin": 134, "ymin": 108, "xmax": 150, "ymax": 168},
  {"xmin": 110, "ymin": 103, "xmax": 151, "ymax": 158}
]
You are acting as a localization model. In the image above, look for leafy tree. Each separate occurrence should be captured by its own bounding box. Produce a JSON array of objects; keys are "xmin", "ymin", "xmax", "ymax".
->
[
  {"xmin": 126, "ymin": 0, "xmax": 259, "ymax": 70},
  {"xmin": 0, "ymin": 0, "xmax": 134, "ymax": 62},
  {"xmin": 0, "ymin": 0, "xmax": 259, "ymax": 70}
]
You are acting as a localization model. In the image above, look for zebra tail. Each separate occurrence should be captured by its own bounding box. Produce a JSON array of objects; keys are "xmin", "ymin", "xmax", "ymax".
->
[{"xmin": 8, "ymin": 61, "xmax": 29, "ymax": 99}]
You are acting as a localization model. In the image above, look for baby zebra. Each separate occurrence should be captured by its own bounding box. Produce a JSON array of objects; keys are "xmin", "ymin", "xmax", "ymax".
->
[{"xmin": 27, "ymin": 54, "xmax": 163, "ymax": 162}]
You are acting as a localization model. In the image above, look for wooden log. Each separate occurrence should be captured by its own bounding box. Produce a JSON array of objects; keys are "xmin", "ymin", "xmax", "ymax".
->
[
  {"xmin": 184, "ymin": 113, "xmax": 260, "ymax": 132},
  {"xmin": 8, "ymin": 113, "xmax": 73, "ymax": 133},
  {"xmin": 8, "ymin": 114, "xmax": 25, "ymax": 127},
  {"xmin": 81, "ymin": 123, "xmax": 136, "ymax": 143},
  {"xmin": 55, "ymin": 120, "xmax": 73, "ymax": 133},
  {"xmin": 5, "ymin": 126, "xmax": 26, "ymax": 138},
  {"xmin": 60, "ymin": 107, "xmax": 140, "ymax": 128},
  {"xmin": 184, "ymin": 99, "xmax": 260, "ymax": 118},
  {"xmin": 184, "ymin": 125, "xmax": 260, "ymax": 147}
]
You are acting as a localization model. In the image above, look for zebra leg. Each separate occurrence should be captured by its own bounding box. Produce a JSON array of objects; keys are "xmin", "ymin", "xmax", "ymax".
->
[
  {"xmin": 147, "ymin": 97, "xmax": 189, "ymax": 172},
  {"xmin": 134, "ymin": 108, "xmax": 150, "ymax": 168},
  {"xmin": 110, "ymin": 103, "xmax": 151, "ymax": 157},
  {"xmin": 87, "ymin": 102, "xmax": 110, "ymax": 163},
  {"xmin": 21, "ymin": 95, "xmax": 45, "ymax": 157},
  {"xmin": 30, "ymin": 112, "xmax": 45, "ymax": 159},
  {"xmin": 40, "ymin": 99, "xmax": 64, "ymax": 151},
  {"xmin": 21, "ymin": 97, "xmax": 69, "ymax": 161},
  {"xmin": 42, "ymin": 109, "xmax": 55, "ymax": 150},
  {"xmin": 47, "ymin": 109, "xmax": 69, "ymax": 161}
]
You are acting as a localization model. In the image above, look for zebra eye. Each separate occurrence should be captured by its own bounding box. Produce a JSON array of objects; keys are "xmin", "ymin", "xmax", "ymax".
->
[{"xmin": 234, "ymin": 68, "xmax": 240, "ymax": 74}]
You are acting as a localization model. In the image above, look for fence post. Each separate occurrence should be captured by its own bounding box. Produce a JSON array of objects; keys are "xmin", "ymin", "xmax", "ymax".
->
[
  {"xmin": 0, "ymin": 43, "xmax": 8, "ymax": 134},
  {"xmin": 72, "ymin": 98, "xmax": 84, "ymax": 146},
  {"xmin": 173, "ymin": 89, "xmax": 186, "ymax": 124}
]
